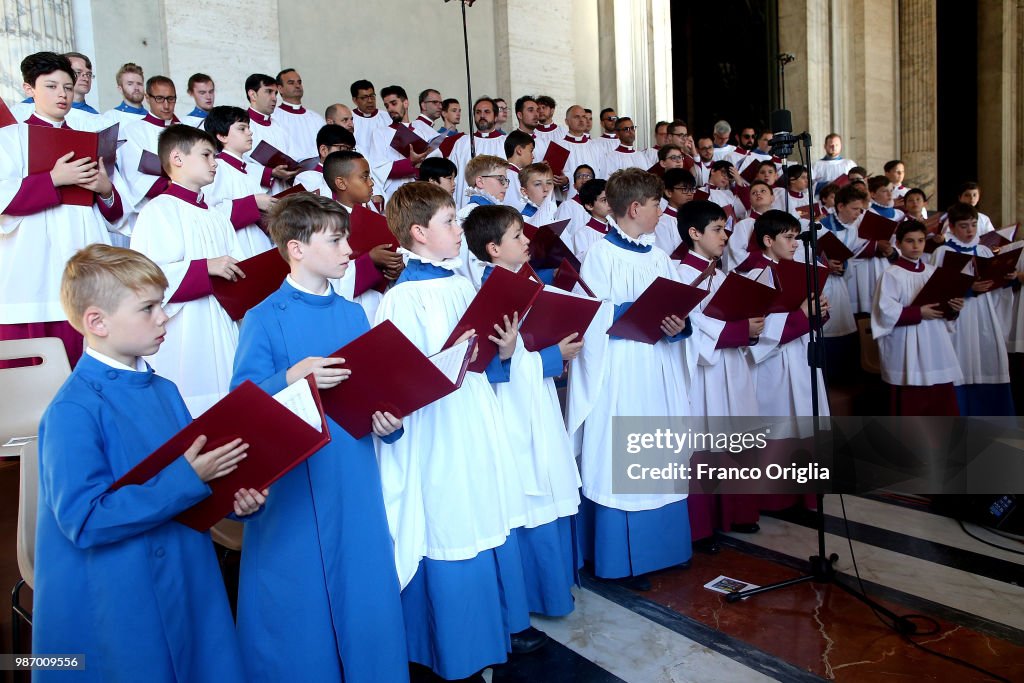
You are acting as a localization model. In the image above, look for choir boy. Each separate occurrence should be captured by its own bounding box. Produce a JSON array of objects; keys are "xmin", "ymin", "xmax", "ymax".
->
[
  {"xmin": 566, "ymin": 178, "xmax": 611, "ymax": 262},
  {"xmin": 15, "ymin": 51, "xmax": 101, "ymax": 126},
  {"xmin": 706, "ymin": 160, "xmax": 747, "ymax": 221},
  {"xmin": 567, "ymin": 168, "xmax": 694, "ymax": 591},
  {"xmin": 518, "ymin": 162, "xmax": 557, "ymax": 225},
  {"xmin": 780, "ymin": 164, "xmax": 811, "ymax": 220},
  {"xmin": 458, "ymin": 154, "xmax": 510, "ymax": 220},
  {"xmin": 129, "ymin": 124, "xmax": 245, "ymax": 416},
  {"xmin": 294, "ymin": 123, "xmax": 356, "ymax": 197},
  {"xmin": 829, "ymin": 184, "xmax": 892, "ymax": 316},
  {"xmin": 231, "ymin": 194, "xmax": 408, "ymax": 683},
  {"xmin": 847, "ymin": 166, "xmax": 868, "ymax": 183},
  {"xmin": 419, "ymin": 156, "xmax": 458, "ymax": 196},
  {"xmin": 872, "ymin": 220, "xmax": 964, "ymax": 415},
  {"xmin": 554, "ymin": 164, "xmax": 596, "ymax": 237},
  {"xmin": 438, "ymin": 98, "xmax": 461, "ymax": 136},
  {"xmin": 902, "ymin": 188, "xmax": 929, "ymax": 222},
  {"xmin": 183, "ymin": 73, "xmax": 215, "ymax": 126},
  {"xmin": 0, "ymin": 52, "xmax": 125, "ymax": 367},
  {"xmin": 35, "ymin": 243, "xmax": 261, "ymax": 683},
  {"xmin": 727, "ymin": 180, "xmax": 775, "ymax": 272},
  {"xmin": 274, "ymin": 68, "xmax": 326, "ymax": 161},
  {"xmin": 102, "ymin": 62, "xmax": 148, "ymax": 126},
  {"xmin": 374, "ymin": 182, "xmax": 534, "ymax": 680},
  {"xmin": 867, "ymin": 175, "xmax": 905, "ymax": 221},
  {"xmin": 883, "ymin": 160, "xmax": 909, "ymax": 200},
  {"xmin": 503, "ymin": 129, "xmax": 535, "ymax": 211},
  {"xmin": 818, "ymin": 182, "xmax": 839, "ymax": 214},
  {"xmin": 946, "ymin": 182, "xmax": 995, "ymax": 236},
  {"xmin": 653, "ymin": 168, "xmax": 696, "ymax": 256}
]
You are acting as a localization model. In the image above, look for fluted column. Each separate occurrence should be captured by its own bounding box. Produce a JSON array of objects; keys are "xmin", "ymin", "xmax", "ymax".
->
[
  {"xmin": 1017, "ymin": 0, "xmax": 1024, "ymax": 223},
  {"xmin": 977, "ymin": 0, "xmax": 1018, "ymax": 227},
  {"xmin": 1, "ymin": 0, "xmax": 75, "ymax": 104},
  {"xmin": 899, "ymin": 0, "xmax": 939, "ymax": 208}
]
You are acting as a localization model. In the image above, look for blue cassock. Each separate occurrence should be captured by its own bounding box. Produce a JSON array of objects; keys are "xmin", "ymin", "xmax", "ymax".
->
[
  {"xmin": 34, "ymin": 354, "xmax": 245, "ymax": 683},
  {"xmin": 231, "ymin": 280, "xmax": 409, "ymax": 683}
]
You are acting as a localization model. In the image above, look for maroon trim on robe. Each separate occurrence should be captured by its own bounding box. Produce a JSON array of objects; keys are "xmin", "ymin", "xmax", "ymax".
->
[
  {"xmin": 895, "ymin": 306, "xmax": 922, "ymax": 327},
  {"xmin": 473, "ymin": 130, "xmax": 502, "ymax": 139},
  {"xmin": 562, "ymin": 135, "xmax": 590, "ymax": 144},
  {"xmin": 143, "ymin": 113, "xmax": 178, "ymax": 128},
  {"xmin": 663, "ymin": 207, "xmax": 677, "ymax": 218},
  {"xmin": 613, "ymin": 146, "xmax": 635, "ymax": 154},
  {"xmin": 247, "ymin": 108, "xmax": 271, "ymax": 126},
  {"xmin": 388, "ymin": 158, "xmax": 418, "ymax": 180},
  {"xmin": 25, "ymin": 115, "xmax": 70, "ymax": 130},
  {"xmin": 351, "ymin": 252, "xmax": 385, "ymax": 298},
  {"xmin": 716, "ymin": 319, "xmax": 752, "ymax": 349},
  {"xmin": 571, "ymin": 195, "xmax": 583, "ymax": 205},
  {"xmin": 94, "ymin": 187, "xmax": 124, "ymax": 223},
  {"xmin": 260, "ymin": 165, "xmax": 274, "ymax": 189},
  {"xmin": 0, "ymin": 320, "xmax": 84, "ymax": 369},
  {"xmin": 145, "ymin": 176, "xmax": 170, "ymax": 199},
  {"xmin": 508, "ymin": 164, "xmax": 521, "ymax": 173},
  {"xmin": 168, "ymin": 259, "xmax": 214, "ymax": 303},
  {"xmin": 682, "ymin": 252, "xmax": 711, "ymax": 271},
  {"xmin": 216, "ymin": 152, "xmax": 246, "ymax": 174},
  {"xmin": 888, "ymin": 383, "xmax": 960, "ymax": 416},
  {"xmin": 278, "ymin": 103, "xmax": 306, "ymax": 115},
  {"xmin": 353, "ymin": 108, "xmax": 378, "ymax": 118},
  {"xmin": 779, "ymin": 309, "xmax": 810, "ymax": 345},
  {"xmin": 893, "ymin": 256, "xmax": 925, "ymax": 272},
  {"xmin": 229, "ymin": 195, "xmax": 261, "ymax": 229},
  {"xmin": 585, "ymin": 217, "xmax": 608, "ymax": 234},
  {"xmin": 4, "ymin": 172, "xmax": 61, "ymax": 215},
  {"xmin": 163, "ymin": 182, "xmax": 208, "ymax": 208},
  {"xmin": 416, "ymin": 115, "xmax": 433, "ymax": 127}
]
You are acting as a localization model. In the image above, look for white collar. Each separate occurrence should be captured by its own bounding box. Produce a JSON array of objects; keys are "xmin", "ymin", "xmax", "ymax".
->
[
  {"xmin": 86, "ymin": 347, "xmax": 146, "ymax": 372},
  {"xmin": 607, "ymin": 216, "xmax": 655, "ymax": 247},
  {"xmin": 947, "ymin": 234, "xmax": 980, "ymax": 249},
  {"xmin": 286, "ymin": 274, "xmax": 332, "ymax": 296},
  {"xmin": 397, "ymin": 247, "xmax": 463, "ymax": 271},
  {"xmin": 464, "ymin": 187, "xmax": 503, "ymax": 205}
]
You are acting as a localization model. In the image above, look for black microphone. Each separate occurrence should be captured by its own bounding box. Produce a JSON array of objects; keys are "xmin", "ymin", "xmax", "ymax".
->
[{"xmin": 769, "ymin": 109, "xmax": 801, "ymax": 158}]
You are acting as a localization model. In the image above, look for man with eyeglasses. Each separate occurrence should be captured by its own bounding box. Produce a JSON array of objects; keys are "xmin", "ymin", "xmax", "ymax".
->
[
  {"xmin": 11, "ymin": 51, "xmax": 102, "ymax": 128},
  {"xmin": 273, "ymin": 68, "xmax": 326, "ymax": 161},
  {"xmin": 656, "ymin": 144, "xmax": 695, "ymax": 176},
  {"xmin": 594, "ymin": 107, "xmax": 619, "ymax": 152},
  {"xmin": 729, "ymin": 127, "xmax": 783, "ymax": 179},
  {"xmin": 494, "ymin": 97, "xmax": 509, "ymax": 134},
  {"xmin": 349, "ymin": 79, "xmax": 392, "ymax": 154},
  {"xmin": 448, "ymin": 96, "xmax": 508, "ymax": 208},
  {"xmin": 665, "ymin": 120, "xmax": 697, "ymax": 162},
  {"xmin": 604, "ymin": 116, "xmax": 654, "ymax": 174},
  {"xmin": 413, "ymin": 89, "xmax": 443, "ymax": 139}
]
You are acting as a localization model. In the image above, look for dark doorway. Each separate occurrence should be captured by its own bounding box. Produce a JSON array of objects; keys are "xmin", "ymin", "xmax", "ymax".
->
[
  {"xmin": 935, "ymin": 3, "xmax": 978, "ymax": 207},
  {"xmin": 670, "ymin": 1, "xmax": 778, "ymax": 139}
]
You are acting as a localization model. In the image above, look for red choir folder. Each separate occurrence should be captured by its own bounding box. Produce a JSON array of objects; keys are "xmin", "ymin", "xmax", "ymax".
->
[
  {"xmin": 348, "ymin": 204, "xmax": 398, "ymax": 255},
  {"xmin": 110, "ymin": 374, "xmax": 330, "ymax": 532},
  {"xmin": 439, "ymin": 132, "xmax": 464, "ymax": 159},
  {"xmin": 321, "ymin": 321, "xmax": 476, "ymax": 439},
  {"xmin": 857, "ymin": 211, "xmax": 899, "ymax": 242},
  {"xmin": 693, "ymin": 189, "xmax": 711, "ymax": 202},
  {"xmin": 702, "ymin": 272, "xmax": 777, "ymax": 322},
  {"xmin": 28, "ymin": 123, "xmax": 120, "ymax": 206},
  {"xmin": 519, "ymin": 287, "xmax": 601, "ymax": 352},
  {"xmin": 978, "ymin": 224, "xmax": 1019, "ymax": 251},
  {"xmin": 911, "ymin": 268, "xmax": 974, "ymax": 311},
  {"xmin": 795, "ymin": 203, "xmax": 817, "ymax": 220},
  {"xmin": 0, "ymin": 98, "xmax": 16, "ymax": 128},
  {"xmin": 922, "ymin": 213, "xmax": 944, "ymax": 234},
  {"xmin": 606, "ymin": 277, "xmax": 709, "ymax": 344},
  {"xmin": 442, "ymin": 265, "xmax": 543, "ymax": 372},
  {"xmin": 976, "ymin": 245, "xmax": 1024, "ymax": 282},
  {"xmin": 297, "ymin": 156, "xmax": 321, "ymax": 172},
  {"xmin": 551, "ymin": 259, "xmax": 596, "ymax": 297},
  {"xmin": 938, "ymin": 250, "xmax": 973, "ymax": 274},
  {"xmin": 522, "ymin": 219, "xmax": 578, "ymax": 271},
  {"xmin": 389, "ymin": 124, "xmax": 427, "ymax": 156},
  {"xmin": 138, "ymin": 149, "xmax": 165, "ymax": 176},
  {"xmin": 767, "ymin": 259, "xmax": 829, "ymax": 314},
  {"xmin": 894, "ymin": 196, "xmax": 905, "ymax": 211},
  {"xmin": 739, "ymin": 159, "xmax": 763, "ymax": 184},
  {"xmin": 669, "ymin": 242, "xmax": 689, "ymax": 261},
  {"xmin": 542, "ymin": 142, "xmax": 570, "ymax": 176},
  {"xmin": 831, "ymin": 174, "xmax": 851, "ymax": 188},
  {"xmin": 815, "ymin": 230, "xmax": 855, "ymax": 262},
  {"xmin": 256, "ymin": 184, "xmax": 313, "ymax": 230},
  {"xmin": 249, "ymin": 141, "xmax": 301, "ymax": 171},
  {"xmin": 210, "ymin": 247, "xmax": 291, "ymax": 320}
]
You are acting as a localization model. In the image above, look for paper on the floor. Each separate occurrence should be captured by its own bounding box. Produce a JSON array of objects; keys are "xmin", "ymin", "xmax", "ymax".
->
[{"xmin": 704, "ymin": 575, "xmax": 759, "ymax": 595}]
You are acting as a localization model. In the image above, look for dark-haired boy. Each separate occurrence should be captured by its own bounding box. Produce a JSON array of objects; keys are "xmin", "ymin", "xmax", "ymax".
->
[
  {"xmin": 867, "ymin": 175, "xmax": 905, "ymax": 222},
  {"xmin": 566, "ymin": 178, "xmax": 611, "ymax": 262},
  {"xmin": 295, "ymin": 124, "xmax": 356, "ymax": 197},
  {"xmin": 654, "ymin": 168, "xmax": 696, "ymax": 256},
  {"xmin": 503, "ymin": 129, "xmax": 535, "ymax": 211}
]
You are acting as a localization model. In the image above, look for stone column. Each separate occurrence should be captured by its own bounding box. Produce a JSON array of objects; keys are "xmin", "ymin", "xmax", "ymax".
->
[
  {"xmin": 0, "ymin": 0, "xmax": 76, "ymax": 104},
  {"xmin": 899, "ymin": 0, "xmax": 939, "ymax": 208},
  {"xmin": 1017, "ymin": 0, "xmax": 1024, "ymax": 224},
  {"xmin": 977, "ymin": 0, "xmax": 1018, "ymax": 227},
  {"xmin": 777, "ymin": 0, "xmax": 832, "ymax": 154},
  {"xmin": 493, "ymin": 0, "xmax": 576, "ymax": 114}
]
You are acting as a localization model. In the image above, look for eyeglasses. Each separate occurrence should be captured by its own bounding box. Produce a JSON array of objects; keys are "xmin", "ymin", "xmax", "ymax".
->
[
  {"xmin": 497, "ymin": 106, "xmax": 508, "ymax": 112},
  {"xmin": 603, "ymin": 115, "xmax": 618, "ymax": 122},
  {"xmin": 480, "ymin": 174, "xmax": 510, "ymax": 186},
  {"xmin": 697, "ymin": 145, "xmax": 714, "ymax": 152},
  {"xmin": 741, "ymin": 134, "xmax": 755, "ymax": 140},
  {"xmin": 575, "ymin": 173, "xmax": 594, "ymax": 181},
  {"xmin": 670, "ymin": 186, "xmax": 696, "ymax": 193},
  {"xmin": 617, "ymin": 126, "xmax": 636, "ymax": 133},
  {"xmin": 148, "ymin": 95, "xmax": 177, "ymax": 104},
  {"xmin": 665, "ymin": 155, "xmax": 684, "ymax": 162},
  {"xmin": 74, "ymin": 70, "xmax": 94, "ymax": 79}
]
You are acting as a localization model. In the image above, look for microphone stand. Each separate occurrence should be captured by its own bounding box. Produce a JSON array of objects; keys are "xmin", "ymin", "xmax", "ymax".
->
[{"xmin": 445, "ymin": 0, "xmax": 476, "ymax": 157}]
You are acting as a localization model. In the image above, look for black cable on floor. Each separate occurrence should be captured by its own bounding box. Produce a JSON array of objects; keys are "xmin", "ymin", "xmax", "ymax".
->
[
  {"xmin": 837, "ymin": 494, "xmax": 1012, "ymax": 683},
  {"xmin": 958, "ymin": 518, "xmax": 1024, "ymax": 556}
]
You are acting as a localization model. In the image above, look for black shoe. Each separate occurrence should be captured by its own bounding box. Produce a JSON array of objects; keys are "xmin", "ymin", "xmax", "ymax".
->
[
  {"xmin": 693, "ymin": 538, "xmax": 721, "ymax": 554},
  {"xmin": 510, "ymin": 626, "xmax": 549, "ymax": 654},
  {"xmin": 731, "ymin": 522, "xmax": 760, "ymax": 534},
  {"xmin": 614, "ymin": 574, "xmax": 652, "ymax": 591}
]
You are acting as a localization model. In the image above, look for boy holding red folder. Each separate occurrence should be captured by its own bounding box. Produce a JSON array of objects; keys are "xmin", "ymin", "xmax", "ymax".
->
[
  {"xmin": 231, "ymin": 194, "xmax": 408, "ymax": 683},
  {"xmin": 374, "ymin": 182, "xmax": 535, "ymax": 680},
  {"xmin": 35, "ymin": 244, "xmax": 262, "ymax": 683}
]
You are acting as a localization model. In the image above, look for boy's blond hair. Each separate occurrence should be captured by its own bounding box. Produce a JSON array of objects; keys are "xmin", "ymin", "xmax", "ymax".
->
[
  {"xmin": 60, "ymin": 245, "xmax": 168, "ymax": 333},
  {"xmin": 464, "ymin": 155, "xmax": 509, "ymax": 188},
  {"xmin": 268, "ymin": 193, "xmax": 350, "ymax": 260},
  {"xmin": 385, "ymin": 181, "xmax": 455, "ymax": 249},
  {"xmin": 518, "ymin": 162, "xmax": 552, "ymax": 187},
  {"xmin": 605, "ymin": 167, "xmax": 663, "ymax": 218}
]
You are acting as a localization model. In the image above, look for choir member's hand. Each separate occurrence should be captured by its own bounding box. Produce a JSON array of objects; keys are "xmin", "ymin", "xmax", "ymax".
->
[
  {"xmin": 660, "ymin": 314, "xmax": 687, "ymax": 337},
  {"xmin": 369, "ymin": 244, "xmax": 403, "ymax": 274},
  {"xmin": 947, "ymin": 298, "xmax": 965, "ymax": 312},
  {"xmin": 558, "ymin": 332, "xmax": 584, "ymax": 361},
  {"xmin": 207, "ymin": 255, "xmax": 245, "ymax": 281},
  {"xmin": 748, "ymin": 316, "xmax": 765, "ymax": 338},
  {"xmin": 232, "ymin": 488, "xmax": 268, "ymax": 516},
  {"xmin": 552, "ymin": 173, "xmax": 569, "ymax": 188},
  {"xmin": 50, "ymin": 152, "xmax": 98, "ymax": 188},
  {"xmin": 78, "ymin": 158, "xmax": 114, "ymax": 198},
  {"xmin": 407, "ymin": 148, "xmax": 429, "ymax": 167},
  {"xmin": 827, "ymin": 258, "xmax": 844, "ymax": 275},
  {"xmin": 819, "ymin": 294, "xmax": 831, "ymax": 316},
  {"xmin": 271, "ymin": 164, "xmax": 300, "ymax": 180},
  {"xmin": 932, "ymin": 232, "xmax": 945, "ymax": 244},
  {"xmin": 1016, "ymin": 271, "xmax": 1024, "ymax": 284},
  {"xmin": 489, "ymin": 313, "xmax": 519, "ymax": 361},
  {"xmin": 371, "ymin": 411, "xmax": 403, "ymax": 437},
  {"xmin": 454, "ymin": 328, "xmax": 479, "ymax": 364},
  {"xmin": 876, "ymin": 241, "xmax": 894, "ymax": 257},
  {"xmin": 287, "ymin": 356, "xmax": 350, "ymax": 389},
  {"xmin": 920, "ymin": 303, "xmax": 945, "ymax": 320},
  {"xmin": 185, "ymin": 435, "xmax": 248, "ymax": 482},
  {"xmin": 255, "ymin": 193, "xmax": 277, "ymax": 211},
  {"xmin": 971, "ymin": 279, "xmax": 995, "ymax": 293}
]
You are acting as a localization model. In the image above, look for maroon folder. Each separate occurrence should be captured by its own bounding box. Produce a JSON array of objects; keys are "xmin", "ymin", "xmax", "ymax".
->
[
  {"xmin": 542, "ymin": 142, "xmax": 570, "ymax": 176},
  {"xmin": 138, "ymin": 148, "xmax": 165, "ymax": 177},
  {"xmin": 210, "ymin": 247, "xmax": 290, "ymax": 320},
  {"xmin": 0, "ymin": 98, "xmax": 15, "ymax": 128},
  {"xmin": 739, "ymin": 159, "xmax": 763, "ymax": 184},
  {"xmin": 348, "ymin": 204, "xmax": 398, "ymax": 255},
  {"xmin": 110, "ymin": 375, "xmax": 330, "ymax": 532},
  {"xmin": 520, "ymin": 288, "xmax": 601, "ymax": 352},
  {"xmin": 443, "ymin": 265, "xmax": 543, "ymax": 372},
  {"xmin": 978, "ymin": 225, "xmax": 1019, "ymax": 251},
  {"xmin": 795, "ymin": 203, "xmax": 816, "ymax": 220},
  {"xmin": 321, "ymin": 320, "xmax": 476, "ymax": 439},
  {"xmin": 976, "ymin": 245, "xmax": 1024, "ymax": 282},
  {"xmin": 389, "ymin": 124, "xmax": 428, "ymax": 156},
  {"xmin": 522, "ymin": 219, "xmax": 578, "ymax": 271},
  {"xmin": 249, "ymin": 141, "xmax": 300, "ymax": 171},
  {"xmin": 28, "ymin": 125, "xmax": 117, "ymax": 206},
  {"xmin": 938, "ymin": 250, "xmax": 973, "ymax": 273},
  {"xmin": 439, "ymin": 132, "xmax": 464, "ymax": 159},
  {"xmin": 832, "ymin": 174, "xmax": 851, "ymax": 188},
  {"xmin": 912, "ymin": 268, "xmax": 974, "ymax": 310},
  {"xmin": 669, "ymin": 242, "xmax": 689, "ymax": 260},
  {"xmin": 857, "ymin": 211, "xmax": 899, "ymax": 242},
  {"xmin": 815, "ymin": 230, "xmax": 855, "ymax": 262},
  {"xmin": 551, "ymin": 259, "xmax": 596, "ymax": 297},
  {"xmin": 693, "ymin": 189, "xmax": 711, "ymax": 202},
  {"xmin": 606, "ymin": 277, "xmax": 708, "ymax": 344},
  {"xmin": 767, "ymin": 259, "xmax": 829, "ymax": 314},
  {"xmin": 733, "ymin": 184, "xmax": 752, "ymax": 211},
  {"xmin": 297, "ymin": 156, "xmax": 321, "ymax": 172},
  {"xmin": 702, "ymin": 272, "xmax": 778, "ymax": 322}
]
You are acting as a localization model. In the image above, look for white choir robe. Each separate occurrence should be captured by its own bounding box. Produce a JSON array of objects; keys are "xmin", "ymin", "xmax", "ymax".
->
[
  {"xmin": 843, "ymin": 213, "xmax": 890, "ymax": 314},
  {"xmin": 771, "ymin": 187, "xmax": 789, "ymax": 211},
  {"xmin": 116, "ymin": 114, "xmax": 178, "ymax": 238},
  {"xmin": 726, "ymin": 216, "xmax": 757, "ymax": 273},
  {"xmin": 449, "ymin": 131, "xmax": 507, "ymax": 209},
  {"xmin": 411, "ymin": 115, "xmax": 439, "ymax": 142},
  {"xmin": 182, "ymin": 114, "xmax": 206, "ymax": 129},
  {"xmin": 129, "ymin": 189, "xmax": 244, "ymax": 416},
  {"xmin": 533, "ymin": 123, "xmax": 568, "ymax": 146},
  {"xmin": 294, "ymin": 163, "xmax": 331, "ymax": 198},
  {"xmin": 814, "ymin": 221, "xmax": 858, "ymax": 338},
  {"xmin": 245, "ymin": 109, "xmax": 293, "ymax": 193},
  {"xmin": 712, "ymin": 144, "xmax": 736, "ymax": 162},
  {"xmin": 351, "ymin": 108, "xmax": 392, "ymax": 155},
  {"xmin": 332, "ymin": 202, "xmax": 384, "ymax": 323},
  {"xmin": 373, "ymin": 255, "xmax": 527, "ymax": 588},
  {"xmin": 603, "ymin": 146, "xmax": 655, "ymax": 175},
  {"xmin": 932, "ymin": 243, "xmax": 1011, "ymax": 385},
  {"xmin": 676, "ymin": 253, "xmax": 760, "ymax": 418},
  {"xmin": 707, "ymin": 186, "xmax": 748, "ymax": 222},
  {"xmin": 560, "ymin": 136, "xmax": 606, "ymax": 199},
  {"xmin": 654, "ymin": 206, "xmax": 682, "ymax": 258},
  {"xmin": 202, "ymin": 152, "xmax": 274, "ymax": 259},
  {"xmin": 811, "ymin": 157, "xmax": 856, "ymax": 193},
  {"xmin": 566, "ymin": 221, "xmax": 696, "ymax": 512},
  {"xmin": 503, "ymin": 164, "xmax": 526, "ymax": 212},
  {"xmin": 11, "ymin": 102, "xmax": 107, "ymax": 132},
  {"xmin": 593, "ymin": 133, "xmax": 619, "ymax": 154},
  {"xmin": 555, "ymin": 195, "xmax": 590, "ymax": 247},
  {"xmin": 891, "ymin": 184, "xmax": 910, "ymax": 200},
  {"xmin": 521, "ymin": 194, "xmax": 557, "ymax": 227},
  {"xmin": 941, "ymin": 211, "xmax": 995, "ymax": 238},
  {"xmin": 692, "ymin": 160, "xmax": 713, "ymax": 187},
  {"xmin": 567, "ymin": 217, "xmax": 610, "ymax": 264},
  {"xmin": 274, "ymin": 102, "xmax": 326, "ymax": 161},
  {"xmin": 101, "ymin": 106, "xmax": 148, "ymax": 130},
  {"xmin": 871, "ymin": 259, "xmax": 963, "ymax": 387},
  {"xmin": 730, "ymin": 149, "xmax": 783, "ymax": 178},
  {"xmin": 369, "ymin": 122, "xmax": 437, "ymax": 203},
  {"xmin": 0, "ymin": 122, "xmax": 126, "ymax": 325}
]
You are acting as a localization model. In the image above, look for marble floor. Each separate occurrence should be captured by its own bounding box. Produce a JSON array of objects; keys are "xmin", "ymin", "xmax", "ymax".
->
[{"xmin": 3, "ymin": 455, "xmax": 1022, "ymax": 682}]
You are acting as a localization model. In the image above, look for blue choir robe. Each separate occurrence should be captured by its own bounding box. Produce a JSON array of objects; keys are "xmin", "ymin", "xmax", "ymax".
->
[
  {"xmin": 34, "ymin": 353, "xmax": 245, "ymax": 683},
  {"xmin": 231, "ymin": 279, "xmax": 409, "ymax": 683}
]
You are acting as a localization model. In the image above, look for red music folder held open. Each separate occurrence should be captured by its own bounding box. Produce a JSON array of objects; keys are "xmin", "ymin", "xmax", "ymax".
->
[
  {"xmin": 210, "ymin": 247, "xmax": 291, "ymax": 320},
  {"xmin": 701, "ymin": 272, "xmax": 778, "ymax": 322},
  {"xmin": 110, "ymin": 375, "xmax": 330, "ymax": 531},
  {"xmin": 606, "ymin": 277, "xmax": 708, "ymax": 344},
  {"xmin": 249, "ymin": 141, "xmax": 301, "ymax": 172},
  {"xmin": 857, "ymin": 211, "xmax": 899, "ymax": 242},
  {"xmin": 815, "ymin": 230, "xmax": 855, "ymax": 262},
  {"xmin": 911, "ymin": 267, "xmax": 974, "ymax": 311},
  {"xmin": 522, "ymin": 219, "xmax": 578, "ymax": 271},
  {"xmin": 519, "ymin": 287, "xmax": 601, "ymax": 352},
  {"xmin": 28, "ymin": 123, "xmax": 120, "ymax": 206},
  {"xmin": 767, "ymin": 259, "xmax": 829, "ymax": 314},
  {"xmin": 551, "ymin": 259, "xmax": 596, "ymax": 297}
]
